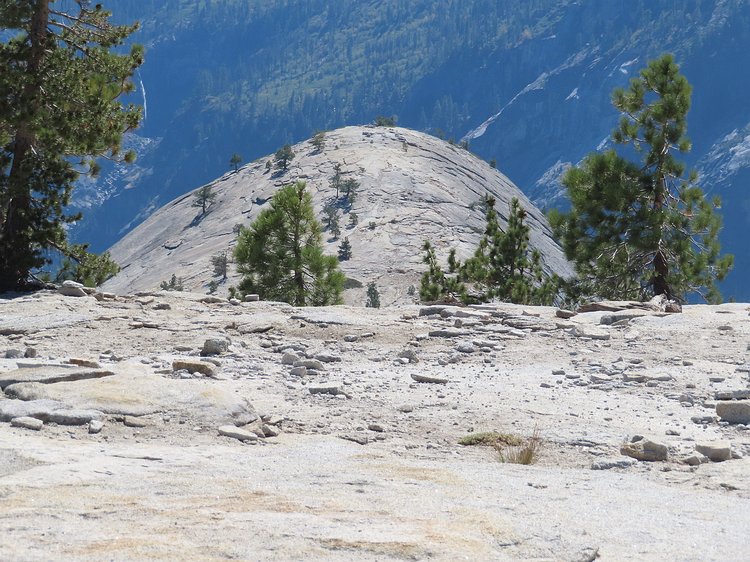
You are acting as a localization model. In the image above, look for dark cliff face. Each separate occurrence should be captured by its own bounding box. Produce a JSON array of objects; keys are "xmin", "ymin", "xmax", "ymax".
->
[{"xmin": 71, "ymin": 0, "xmax": 750, "ymax": 299}]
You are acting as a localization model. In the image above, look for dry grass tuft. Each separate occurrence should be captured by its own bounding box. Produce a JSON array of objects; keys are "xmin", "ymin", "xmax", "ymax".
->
[
  {"xmin": 496, "ymin": 426, "xmax": 542, "ymax": 465},
  {"xmin": 459, "ymin": 431, "xmax": 522, "ymax": 447}
]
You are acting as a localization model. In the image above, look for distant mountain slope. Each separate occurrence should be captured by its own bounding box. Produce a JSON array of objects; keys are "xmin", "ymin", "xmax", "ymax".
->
[
  {"xmin": 103, "ymin": 127, "xmax": 573, "ymax": 303},
  {"xmin": 72, "ymin": 1, "xmax": 750, "ymax": 299}
]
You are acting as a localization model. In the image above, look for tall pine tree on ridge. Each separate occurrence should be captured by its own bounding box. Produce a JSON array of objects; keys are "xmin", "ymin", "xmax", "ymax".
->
[
  {"xmin": 550, "ymin": 54, "xmax": 732, "ymax": 303},
  {"xmin": 0, "ymin": 1, "xmax": 143, "ymax": 291}
]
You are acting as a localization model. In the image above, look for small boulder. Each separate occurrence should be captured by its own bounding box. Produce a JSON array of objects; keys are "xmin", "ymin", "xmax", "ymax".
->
[
  {"xmin": 88, "ymin": 419, "xmax": 104, "ymax": 434},
  {"xmin": 281, "ymin": 352, "xmax": 300, "ymax": 365},
  {"xmin": 571, "ymin": 325, "xmax": 611, "ymax": 340},
  {"xmin": 682, "ymin": 453, "xmax": 709, "ymax": 466},
  {"xmin": 201, "ymin": 337, "xmax": 229, "ymax": 356},
  {"xmin": 218, "ymin": 425, "xmax": 258, "ymax": 442},
  {"xmin": 695, "ymin": 441, "xmax": 731, "ymax": 462},
  {"xmin": 308, "ymin": 383, "xmax": 349, "ymax": 398},
  {"xmin": 411, "ymin": 373, "xmax": 448, "ymax": 384},
  {"xmin": 294, "ymin": 359, "xmax": 325, "ymax": 371},
  {"xmin": 58, "ymin": 280, "xmax": 88, "ymax": 297},
  {"xmin": 620, "ymin": 435, "xmax": 668, "ymax": 462},
  {"xmin": 172, "ymin": 359, "xmax": 217, "ymax": 377},
  {"xmin": 716, "ymin": 400, "xmax": 750, "ymax": 424},
  {"xmin": 398, "ymin": 349, "xmax": 419, "ymax": 364},
  {"xmin": 556, "ymin": 309, "xmax": 577, "ymax": 319},
  {"xmin": 10, "ymin": 416, "xmax": 43, "ymax": 431},
  {"xmin": 315, "ymin": 352, "xmax": 342, "ymax": 363},
  {"xmin": 124, "ymin": 415, "xmax": 148, "ymax": 428}
]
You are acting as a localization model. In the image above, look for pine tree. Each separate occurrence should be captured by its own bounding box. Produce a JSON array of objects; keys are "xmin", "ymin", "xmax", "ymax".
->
[
  {"xmin": 419, "ymin": 241, "xmax": 465, "ymax": 302},
  {"xmin": 341, "ymin": 178, "xmax": 359, "ymax": 206},
  {"xmin": 550, "ymin": 54, "xmax": 732, "ymax": 303},
  {"xmin": 422, "ymin": 198, "xmax": 557, "ymax": 305},
  {"xmin": 460, "ymin": 197, "xmax": 557, "ymax": 305},
  {"xmin": 274, "ymin": 144, "xmax": 295, "ymax": 172},
  {"xmin": 330, "ymin": 163, "xmax": 342, "ymax": 199},
  {"xmin": 234, "ymin": 181, "xmax": 344, "ymax": 306},
  {"xmin": 160, "ymin": 274, "xmax": 184, "ymax": 291},
  {"xmin": 229, "ymin": 153, "xmax": 242, "ymax": 172},
  {"xmin": 374, "ymin": 115, "xmax": 397, "ymax": 127},
  {"xmin": 338, "ymin": 237, "xmax": 352, "ymax": 261},
  {"xmin": 193, "ymin": 185, "xmax": 216, "ymax": 215},
  {"xmin": 365, "ymin": 282, "xmax": 380, "ymax": 308},
  {"xmin": 322, "ymin": 201, "xmax": 340, "ymax": 237},
  {"xmin": 211, "ymin": 251, "xmax": 229, "ymax": 280},
  {"xmin": 0, "ymin": 1, "xmax": 143, "ymax": 291},
  {"xmin": 311, "ymin": 131, "xmax": 326, "ymax": 153},
  {"xmin": 55, "ymin": 244, "xmax": 119, "ymax": 287}
]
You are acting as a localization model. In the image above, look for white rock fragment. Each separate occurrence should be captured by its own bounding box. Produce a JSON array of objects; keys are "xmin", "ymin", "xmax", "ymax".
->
[{"xmin": 10, "ymin": 416, "xmax": 43, "ymax": 431}]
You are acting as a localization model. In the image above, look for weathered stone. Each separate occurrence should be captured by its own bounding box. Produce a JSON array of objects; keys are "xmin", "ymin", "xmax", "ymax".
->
[
  {"xmin": 68, "ymin": 358, "xmax": 101, "ymax": 368},
  {"xmin": 343, "ymin": 335, "xmax": 359, "ymax": 342},
  {"xmin": 419, "ymin": 306, "xmax": 446, "ymax": 317},
  {"xmin": 58, "ymin": 280, "xmax": 87, "ymax": 297},
  {"xmin": 591, "ymin": 458, "xmax": 637, "ymax": 470},
  {"xmin": 5, "ymin": 372, "xmax": 256, "ymax": 425},
  {"xmin": 0, "ymin": 399, "xmax": 67, "ymax": 422},
  {"xmin": 261, "ymin": 424, "xmax": 279, "ymax": 437},
  {"xmin": 24, "ymin": 347, "xmax": 37, "ymax": 358},
  {"xmin": 0, "ymin": 366, "xmax": 115, "ymax": 390},
  {"xmin": 172, "ymin": 359, "xmax": 217, "ymax": 377},
  {"xmin": 281, "ymin": 352, "xmax": 300, "ymax": 365},
  {"xmin": 88, "ymin": 419, "xmax": 104, "ymax": 434},
  {"xmin": 294, "ymin": 359, "xmax": 325, "ymax": 371},
  {"xmin": 5, "ymin": 349, "xmax": 23, "ymax": 359},
  {"xmin": 571, "ymin": 325, "xmax": 611, "ymax": 340},
  {"xmin": 620, "ymin": 435, "xmax": 668, "ymax": 462},
  {"xmin": 411, "ymin": 373, "xmax": 448, "ymax": 384},
  {"xmin": 556, "ymin": 308, "xmax": 577, "ymax": 319},
  {"xmin": 695, "ymin": 441, "xmax": 731, "ymax": 462},
  {"xmin": 124, "ymin": 415, "xmax": 148, "ymax": 428},
  {"xmin": 218, "ymin": 425, "xmax": 258, "ymax": 441},
  {"xmin": 10, "ymin": 416, "xmax": 43, "ymax": 431},
  {"xmin": 716, "ymin": 401, "xmax": 750, "ymax": 424},
  {"xmin": 456, "ymin": 342, "xmax": 475, "ymax": 354},
  {"xmin": 715, "ymin": 390, "xmax": 750, "ymax": 401},
  {"xmin": 289, "ymin": 366, "xmax": 307, "ymax": 377},
  {"xmin": 314, "ymin": 352, "xmax": 342, "ymax": 363},
  {"xmin": 398, "ymin": 349, "xmax": 419, "ymax": 364},
  {"xmin": 503, "ymin": 316, "xmax": 557, "ymax": 331},
  {"xmin": 238, "ymin": 324, "xmax": 274, "ymax": 334},
  {"xmin": 244, "ymin": 294, "xmax": 260, "ymax": 302},
  {"xmin": 46, "ymin": 409, "xmax": 103, "ymax": 426},
  {"xmin": 599, "ymin": 311, "xmax": 651, "ymax": 325},
  {"xmin": 682, "ymin": 453, "xmax": 708, "ymax": 466},
  {"xmin": 428, "ymin": 328, "xmax": 470, "ymax": 338},
  {"xmin": 201, "ymin": 337, "xmax": 229, "ymax": 356},
  {"xmin": 308, "ymin": 383, "xmax": 349, "ymax": 398}
]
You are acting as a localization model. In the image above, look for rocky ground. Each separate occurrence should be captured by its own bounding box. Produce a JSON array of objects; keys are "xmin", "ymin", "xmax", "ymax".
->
[{"xmin": 1, "ymin": 286, "xmax": 749, "ymax": 561}]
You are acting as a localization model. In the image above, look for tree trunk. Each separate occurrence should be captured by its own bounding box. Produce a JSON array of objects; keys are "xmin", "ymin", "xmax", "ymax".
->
[
  {"xmin": 652, "ymin": 165, "xmax": 670, "ymax": 298},
  {"xmin": 293, "ymin": 186, "xmax": 305, "ymax": 306},
  {"xmin": 0, "ymin": 0, "xmax": 49, "ymax": 291}
]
